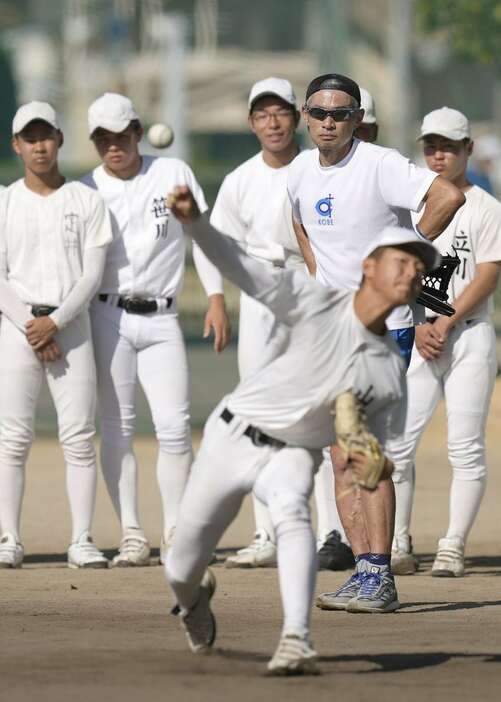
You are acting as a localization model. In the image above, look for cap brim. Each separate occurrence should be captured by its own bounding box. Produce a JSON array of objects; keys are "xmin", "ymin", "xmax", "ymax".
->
[
  {"xmin": 417, "ymin": 129, "xmax": 468, "ymax": 142},
  {"xmin": 89, "ymin": 117, "xmax": 133, "ymax": 136},
  {"xmin": 249, "ymin": 92, "xmax": 295, "ymax": 111},
  {"xmin": 13, "ymin": 117, "xmax": 58, "ymax": 135}
]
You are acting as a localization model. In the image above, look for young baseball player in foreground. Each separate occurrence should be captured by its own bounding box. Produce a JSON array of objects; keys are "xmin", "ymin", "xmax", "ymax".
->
[
  {"xmin": 390, "ymin": 107, "xmax": 501, "ymax": 577},
  {"xmin": 82, "ymin": 93, "xmax": 230, "ymax": 567},
  {"xmin": 164, "ymin": 185, "xmax": 440, "ymax": 675},
  {"xmin": 0, "ymin": 102, "xmax": 112, "ymax": 568}
]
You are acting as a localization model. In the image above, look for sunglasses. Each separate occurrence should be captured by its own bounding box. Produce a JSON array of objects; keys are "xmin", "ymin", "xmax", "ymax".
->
[{"xmin": 305, "ymin": 106, "xmax": 360, "ymax": 122}]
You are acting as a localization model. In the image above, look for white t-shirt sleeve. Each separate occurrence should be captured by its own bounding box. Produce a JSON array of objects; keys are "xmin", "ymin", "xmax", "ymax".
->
[
  {"xmin": 210, "ymin": 175, "xmax": 248, "ymax": 242},
  {"xmin": 378, "ymin": 151, "xmax": 437, "ymax": 213},
  {"xmin": 474, "ymin": 193, "xmax": 501, "ymax": 264},
  {"xmin": 84, "ymin": 191, "xmax": 113, "ymax": 249}
]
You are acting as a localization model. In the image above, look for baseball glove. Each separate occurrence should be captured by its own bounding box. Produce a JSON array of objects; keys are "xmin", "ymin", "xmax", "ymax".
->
[
  {"xmin": 416, "ymin": 255, "xmax": 460, "ymax": 317},
  {"xmin": 334, "ymin": 391, "xmax": 392, "ymax": 490}
]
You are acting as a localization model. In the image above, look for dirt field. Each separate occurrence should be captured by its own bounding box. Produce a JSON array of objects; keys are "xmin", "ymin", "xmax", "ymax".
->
[{"xmin": 2, "ymin": 383, "xmax": 501, "ymax": 701}]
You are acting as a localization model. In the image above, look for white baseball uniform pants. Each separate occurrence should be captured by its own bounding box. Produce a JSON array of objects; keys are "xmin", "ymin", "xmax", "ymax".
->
[
  {"xmin": 166, "ymin": 402, "xmax": 321, "ymax": 637},
  {"xmin": 0, "ymin": 313, "xmax": 98, "ymax": 543},
  {"xmin": 91, "ymin": 299, "xmax": 192, "ymax": 540},
  {"xmin": 390, "ymin": 319, "xmax": 497, "ymax": 547}
]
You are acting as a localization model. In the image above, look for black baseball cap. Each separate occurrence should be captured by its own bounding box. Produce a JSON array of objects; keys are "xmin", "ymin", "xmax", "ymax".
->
[{"xmin": 305, "ymin": 73, "xmax": 361, "ymax": 105}]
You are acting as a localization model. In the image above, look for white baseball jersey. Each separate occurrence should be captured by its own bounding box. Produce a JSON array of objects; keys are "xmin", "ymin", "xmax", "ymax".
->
[
  {"xmin": 420, "ymin": 185, "xmax": 501, "ymax": 320},
  {"xmin": 82, "ymin": 156, "xmax": 223, "ymax": 298},
  {"xmin": 189, "ymin": 216, "xmax": 406, "ymax": 450},
  {"xmin": 0, "ymin": 180, "xmax": 112, "ymax": 325},
  {"xmin": 210, "ymin": 151, "xmax": 299, "ymax": 265},
  {"xmin": 287, "ymin": 140, "xmax": 437, "ymax": 329}
]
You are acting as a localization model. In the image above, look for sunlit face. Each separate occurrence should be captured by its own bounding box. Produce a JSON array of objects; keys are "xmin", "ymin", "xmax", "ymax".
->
[
  {"xmin": 302, "ymin": 90, "xmax": 363, "ymax": 154},
  {"xmin": 249, "ymin": 96, "xmax": 299, "ymax": 154},
  {"xmin": 12, "ymin": 121, "xmax": 62, "ymax": 174},
  {"xmin": 362, "ymin": 246, "xmax": 426, "ymax": 306},
  {"xmin": 422, "ymin": 134, "xmax": 472, "ymax": 182},
  {"xmin": 91, "ymin": 124, "xmax": 142, "ymax": 176}
]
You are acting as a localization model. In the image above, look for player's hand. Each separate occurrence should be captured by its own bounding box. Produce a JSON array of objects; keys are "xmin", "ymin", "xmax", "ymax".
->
[
  {"xmin": 166, "ymin": 185, "xmax": 201, "ymax": 224},
  {"xmin": 415, "ymin": 322, "xmax": 445, "ymax": 361},
  {"xmin": 432, "ymin": 315, "xmax": 453, "ymax": 344},
  {"xmin": 25, "ymin": 316, "xmax": 58, "ymax": 350},
  {"xmin": 35, "ymin": 339, "xmax": 62, "ymax": 363},
  {"xmin": 204, "ymin": 293, "xmax": 231, "ymax": 353}
]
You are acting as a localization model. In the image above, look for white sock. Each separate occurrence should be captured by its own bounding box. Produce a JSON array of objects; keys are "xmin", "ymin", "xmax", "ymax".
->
[
  {"xmin": 393, "ymin": 477, "xmax": 414, "ymax": 551},
  {"xmin": 252, "ymin": 493, "xmax": 276, "ymax": 542},
  {"xmin": 156, "ymin": 450, "xmax": 192, "ymax": 541},
  {"xmin": 0, "ymin": 462, "xmax": 24, "ymax": 541},
  {"xmin": 275, "ymin": 519, "xmax": 317, "ymax": 638},
  {"xmin": 446, "ymin": 476, "xmax": 486, "ymax": 542},
  {"xmin": 314, "ymin": 456, "xmax": 348, "ymax": 545},
  {"xmin": 100, "ymin": 440, "xmax": 141, "ymax": 531},
  {"xmin": 66, "ymin": 463, "xmax": 97, "ymax": 542}
]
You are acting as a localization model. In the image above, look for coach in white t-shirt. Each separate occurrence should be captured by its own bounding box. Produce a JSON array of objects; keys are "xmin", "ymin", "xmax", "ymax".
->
[
  {"xmin": 390, "ymin": 107, "xmax": 501, "ymax": 578},
  {"xmin": 288, "ymin": 73, "xmax": 465, "ymax": 612}
]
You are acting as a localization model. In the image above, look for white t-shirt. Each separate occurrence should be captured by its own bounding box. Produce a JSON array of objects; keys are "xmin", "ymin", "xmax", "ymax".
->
[
  {"xmin": 82, "ymin": 156, "xmax": 223, "ymax": 298},
  {"xmin": 189, "ymin": 216, "xmax": 406, "ymax": 450},
  {"xmin": 419, "ymin": 185, "xmax": 501, "ymax": 320},
  {"xmin": 210, "ymin": 152, "xmax": 299, "ymax": 266},
  {"xmin": 287, "ymin": 140, "xmax": 437, "ymax": 329},
  {"xmin": 0, "ymin": 179, "xmax": 112, "ymax": 307}
]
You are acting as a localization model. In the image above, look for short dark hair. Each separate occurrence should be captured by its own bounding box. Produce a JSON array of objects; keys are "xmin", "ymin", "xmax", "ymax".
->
[{"xmin": 305, "ymin": 73, "xmax": 361, "ymax": 105}]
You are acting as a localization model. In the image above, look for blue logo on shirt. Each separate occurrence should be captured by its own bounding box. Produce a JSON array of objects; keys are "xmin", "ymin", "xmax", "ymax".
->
[{"xmin": 315, "ymin": 194, "xmax": 334, "ymax": 224}]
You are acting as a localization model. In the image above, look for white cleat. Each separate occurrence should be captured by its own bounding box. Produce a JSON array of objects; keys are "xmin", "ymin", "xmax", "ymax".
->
[
  {"xmin": 178, "ymin": 569, "xmax": 217, "ymax": 654},
  {"xmin": 111, "ymin": 528, "xmax": 150, "ymax": 567},
  {"xmin": 67, "ymin": 531, "xmax": 108, "ymax": 569},
  {"xmin": 0, "ymin": 532, "xmax": 24, "ymax": 569},
  {"xmin": 267, "ymin": 633, "xmax": 320, "ymax": 676},
  {"xmin": 432, "ymin": 536, "xmax": 465, "ymax": 577},
  {"xmin": 391, "ymin": 536, "xmax": 419, "ymax": 575},
  {"xmin": 224, "ymin": 529, "xmax": 277, "ymax": 568}
]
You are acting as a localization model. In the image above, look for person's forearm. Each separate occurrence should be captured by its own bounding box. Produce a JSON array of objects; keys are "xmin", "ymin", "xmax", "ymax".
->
[
  {"xmin": 292, "ymin": 218, "xmax": 316, "ymax": 276},
  {"xmin": 192, "ymin": 240, "xmax": 224, "ymax": 296},
  {"xmin": 418, "ymin": 177, "xmax": 465, "ymax": 241},
  {"xmin": 50, "ymin": 246, "xmax": 107, "ymax": 329},
  {"xmin": 444, "ymin": 265, "xmax": 500, "ymax": 325},
  {"xmin": 0, "ymin": 279, "xmax": 33, "ymax": 332}
]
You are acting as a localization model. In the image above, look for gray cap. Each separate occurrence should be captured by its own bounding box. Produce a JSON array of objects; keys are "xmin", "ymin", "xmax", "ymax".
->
[{"xmin": 364, "ymin": 225, "xmax": 441, "ymax": 272}]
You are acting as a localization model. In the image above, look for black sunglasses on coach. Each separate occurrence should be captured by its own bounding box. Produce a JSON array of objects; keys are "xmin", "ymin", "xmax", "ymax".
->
[{"xmin": 305, "ymin": 106, "xmax": 360, "ymax": 122}]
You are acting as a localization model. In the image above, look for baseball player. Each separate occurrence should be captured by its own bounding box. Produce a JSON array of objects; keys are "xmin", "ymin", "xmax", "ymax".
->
[
  {"xmin": 287, "ymin": 73, "xmax": 465, "ymax": 612},
  {"xmin": 82, "ymin": 93, "xmax": 230, "ymax": 567},
  {"xmin": 210, "ymin": 77, "xmax": 301, "ymax": 569},
  {"xmin": 164, "ymin": 186, "xmax": 439, "ymax": 674},
  {"xmin": 390, "ymin": 107, "xmax": 501, "ymax": 577},
  {"xmin": 0, "ymin": 102, "xmax": 112, "ymax": 569}
]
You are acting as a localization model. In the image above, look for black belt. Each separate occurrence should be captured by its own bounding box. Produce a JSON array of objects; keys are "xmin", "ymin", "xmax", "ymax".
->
[
  {"xmin": 221, "ymin": 408, "xmax": 285, "ymax": 449},
  {"xmin": 31, "ymin": 305, "xmax": 58, "ymax": 317},
  {"xmin": 99, "ymin": 294, "xmax": 173, "ymax": 314}
]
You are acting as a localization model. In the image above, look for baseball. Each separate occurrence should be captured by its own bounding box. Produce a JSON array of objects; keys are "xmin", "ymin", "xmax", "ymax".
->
[{"xmin": 147, "ymin": 123, "xmax": 174, "ymax": 149}]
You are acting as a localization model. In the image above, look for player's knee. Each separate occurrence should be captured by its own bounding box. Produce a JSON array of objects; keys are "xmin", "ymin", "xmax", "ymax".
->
[
  {"xmin": 391, "ymin": 459, "xmax": 414, "ymax": 483},
  {"xmin": 449, "ymin": 439, "xmax": 486, "ymax": 479},
  {"xmin": 100, "ymin": 416, "xmax": 135, "ymax": 443},
  {"xmin": 156, "ymin": 419, "xmax": 191, "ymax": 453},
  {"xmin": 60, "ymin": 437, "xmax": 96, "ymax": 467},
  {"xmin": 0, "ymin": 435, "xmax": 32, "ymax": 468},
  {"xmin": 267, "ymin": 491, "xmax": 311, "ymax": 528}
]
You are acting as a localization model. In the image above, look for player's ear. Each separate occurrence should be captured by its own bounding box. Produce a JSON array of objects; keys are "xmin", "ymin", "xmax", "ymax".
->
[
  {"xmin": 11, "ymin": 135, "xmax": 21, "ymax": 156},
  {"xmin": 466, "ymin": 139, "xmax": 473, "ymax": 157},
  {"xmin": 361, "ymin": 256, "xmax": 376, "ymax": 281},
  {"xmin": 293, "ymin": 109, "xmax": 300, "ymax": 128},
  {"xmin": 248, "ymin": 113, "xmax": 257, "ymax": 136},
  {"xmin": 57, "ymin": 130, "xmax": 64, "ymax": 148}
]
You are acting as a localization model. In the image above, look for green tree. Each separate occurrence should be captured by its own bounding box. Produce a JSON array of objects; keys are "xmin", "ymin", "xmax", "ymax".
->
[{"xmin": 417, "ymin": 0, "xmax": 501, "ymax": 68}]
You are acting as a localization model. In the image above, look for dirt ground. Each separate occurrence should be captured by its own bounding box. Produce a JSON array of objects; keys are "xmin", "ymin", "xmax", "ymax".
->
[{"xmin": 2, "ymin": 384, "xmax": 501, "ymax": 701}]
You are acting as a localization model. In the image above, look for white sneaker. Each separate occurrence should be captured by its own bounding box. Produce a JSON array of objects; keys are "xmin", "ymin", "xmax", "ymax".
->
[
  {"xmin": 267, "ymin": 633, "xmax": 319, "ymax": 676},
  {"xmin": 224, "ymin": 529, "xmax": 277, "ymax": 568},
  {"xmin": 0, "ymin": 532, "xmax": 24, "ymax": 569},
  {"xmin": 432, "ymin": 536, "xmax": 465, "ymax": 577},
  {"xmin": 178, "ymin": 569, "xmax": 217, "ymax": 654},
  {"xmin": 111, "ymin": 528, "xmax": 150, "ymax": 567},
  {"xmin": 67, "ymin": 532, "xmax": 108, "ymax": 569}
]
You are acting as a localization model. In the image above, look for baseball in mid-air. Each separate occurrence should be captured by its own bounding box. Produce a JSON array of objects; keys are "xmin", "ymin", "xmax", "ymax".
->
[{"xmin": 147, "ymin": 123, "xmax": 174, "ymax": 149}]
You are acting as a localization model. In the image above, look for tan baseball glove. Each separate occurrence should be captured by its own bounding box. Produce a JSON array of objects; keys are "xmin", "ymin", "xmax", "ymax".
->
[{"xmin": 334, "ymin": 391, "xmax": 393, "ymax": 490}]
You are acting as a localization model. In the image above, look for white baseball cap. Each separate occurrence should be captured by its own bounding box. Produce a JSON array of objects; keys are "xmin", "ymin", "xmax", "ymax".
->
[
  {"xmin": 88, "ymin": 92, "xmax": 139, "ymax": 136},
  {"xmin": 12, "ymin": 101, "xmax": 59, "ymax": 135},
  {"xmin": 359, "ymin": 88, "xmax": 377, "ymax": 124},
  {"xmin": 364, "ymin": 225, "xmax": 441, "ymax": 272},
  {"xmin": 248, "ymin": 77, "xmax": 297, "ymax": 111},
  {"xmin": 418, "ymin": 106, "xmax": 470, "ymax": 141}
]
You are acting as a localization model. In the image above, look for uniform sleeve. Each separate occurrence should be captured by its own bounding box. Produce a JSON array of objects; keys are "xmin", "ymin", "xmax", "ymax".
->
[
  {"xmin": 50, "ymin": 246, "xmax": 107, "ymax": 329},
  {"xmin": 474, "ymin": 194, "xmax": 501, "ymax": 264},
  {"xmin": 378, "ymin": 150, "xmax": 438, "ymax": 213},
  {"xmin": 186, "ymin": 214, "xmax": 323, "ymax": 325},
  {"xmin": 210, "ymin": 175, "xmax": 248, "ymax": 243},
  {"xmin": 0, "ymin": 198, "xmax": 33, "ymax": 331},
  {"xmin": 84, "ymin": 191, "xmax": 113, "ymax": 249}
]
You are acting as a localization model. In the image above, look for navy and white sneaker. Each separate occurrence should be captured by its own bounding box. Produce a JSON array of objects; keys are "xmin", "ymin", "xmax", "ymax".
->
[
  {"xmin": 346, "ymin": 565, "xmax": 400, "ymax": 613},
  {"xmin": 316, "ymin": 568, "xmax": 366, "ymax": 611}
]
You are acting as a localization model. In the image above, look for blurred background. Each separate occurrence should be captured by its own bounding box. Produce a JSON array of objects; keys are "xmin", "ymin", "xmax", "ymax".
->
[{"xmin": 0, "ymin": 0, "xmax": 500, "ymax": 430}]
